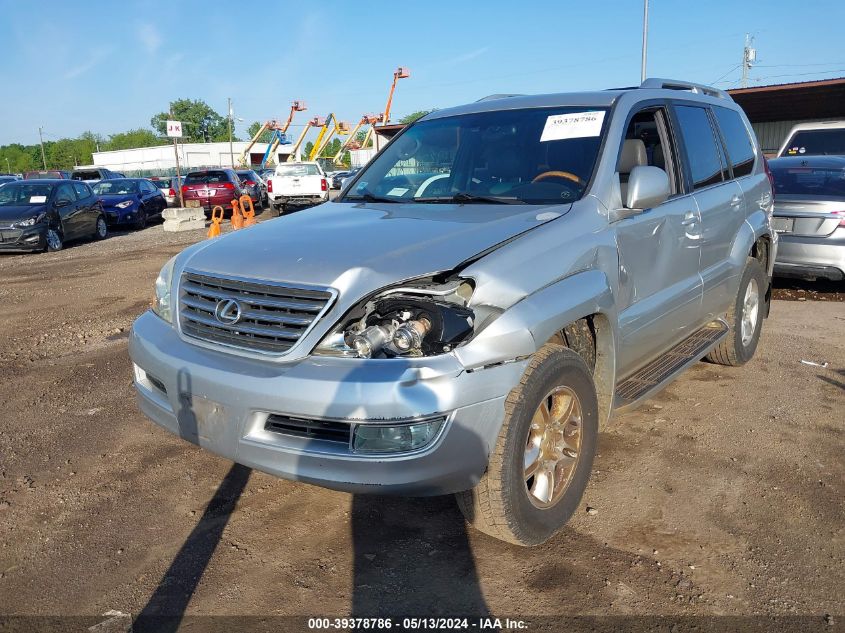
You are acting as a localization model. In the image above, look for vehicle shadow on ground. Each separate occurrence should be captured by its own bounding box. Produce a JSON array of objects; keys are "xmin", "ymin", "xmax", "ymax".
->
[
  {"xmin": 817, "ymin": 368, "xmax": 845, "ymax": 392},
  {"xmin": 134, "ymin": 368, "xmax": 252, "ymax": 632},
  {"xmin": 771, "ymin": 277, "xmax": 845, "ymax": 302},
  {"xmin": 350, "ymin": 494, "xmax": 492, "ymax": 617},
  {"xmin": 133, "ymin": 462, "xmax": 252, "ymax": 633}
]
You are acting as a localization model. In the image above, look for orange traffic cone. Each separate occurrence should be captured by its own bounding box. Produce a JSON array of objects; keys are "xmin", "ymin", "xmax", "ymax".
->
[
  {"xmin": 240, "ymin": 194, "xmax": 257, "ymax": 227},
  {"xmin": 207, "ymin": 205, "xmax": 224, "ymax": 238},
  {"xmin": 230, "ymin": 198, "xmax": 244, "ymax": 230}
]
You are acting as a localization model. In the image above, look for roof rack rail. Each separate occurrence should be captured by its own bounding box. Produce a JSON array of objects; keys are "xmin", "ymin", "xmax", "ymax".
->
[
  {"xmin": 640, "ymin": 78, "xmax": 732, "ymax": 101},
  {"xmin": 476, "ymin": 93, "xmax": 525, "ymax": 102}
]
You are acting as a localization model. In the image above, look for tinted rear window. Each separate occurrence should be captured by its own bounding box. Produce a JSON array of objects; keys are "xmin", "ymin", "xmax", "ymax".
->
[
  {"xmin": 770, "ymin": 164, "xmax": 845, "ymax": 198},
  {"xmin": 72, "ymin": 170, "xmax": 102, "ymax": 180},
  {"xmin": 185, "ymin": 171, "xmax": 230, "ymax": 184},
  {"xmin": 782, "ymin": 129, "xmax": 845, "ymax": 157},
  {"xmin": 713, "ymin": 107, "xmax": 755, "ymax": 178},
  {"xmin": 25, "ymin": 171, "xmax": 63, "ymax": 179},
  {"xmin": 151, "ymin": 179, "xmax": 171, "ymax": 189}
]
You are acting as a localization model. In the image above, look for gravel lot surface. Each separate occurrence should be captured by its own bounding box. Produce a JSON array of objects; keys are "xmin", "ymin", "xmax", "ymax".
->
[{"xmin": 0, "ymin": 212, "xmax": 842, "ymax": 631}]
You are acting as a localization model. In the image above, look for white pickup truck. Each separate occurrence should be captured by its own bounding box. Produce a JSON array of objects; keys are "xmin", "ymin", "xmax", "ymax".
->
[{"xmin": 266, "ymin": 161, "xmax": 330, "ymax": 213}]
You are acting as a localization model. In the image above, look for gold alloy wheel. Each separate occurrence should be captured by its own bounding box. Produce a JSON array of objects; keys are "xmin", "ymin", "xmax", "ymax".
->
[{"xmin": 524, "ymin": 386, "xmax": 583, "ymax": 509}]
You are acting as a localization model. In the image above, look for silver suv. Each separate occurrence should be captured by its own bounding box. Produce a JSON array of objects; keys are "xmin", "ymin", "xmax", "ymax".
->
[{"xmin": 130, "ymin": 79, "xmax": 776, "ymax": 546}]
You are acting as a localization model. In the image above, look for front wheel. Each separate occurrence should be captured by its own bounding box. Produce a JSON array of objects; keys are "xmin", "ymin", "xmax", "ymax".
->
[
  {"xmin": 94, "ymin": 215, "xmax": 108, "ymax": 240},
  {"xmin": 455, "ymin": 345, "xmax": 599, "ymax": 546},
  {"xmin": 134, "ymin": 208, "xmax": 147, "ymax": 230},
  {"xmin": 706, "ymin": 256, "xmax": 767, "ymax": 366},
  {"xmin": 45, "ymin": 227, "xmax": 64, "ymax": 252}
]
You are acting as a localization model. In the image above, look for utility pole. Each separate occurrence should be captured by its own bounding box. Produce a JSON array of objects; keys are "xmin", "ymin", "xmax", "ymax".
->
[
  {"xmin": 228, "ymin": 97, "xmax": 234, "ymax": 168},
  {"xmin": 640, "ymin": 0, "xmax": 649, "ymax": 83},
  {"xmin": 4, "ymin": 157, "xmax": 10, "ymax": 173},
  {"xmin": 38, "ymin": 126, "xmax": 47, "ymax": 169},
  {"xmin": 741, "ymin": 34, "xmax": 756, "ymax": 88}
]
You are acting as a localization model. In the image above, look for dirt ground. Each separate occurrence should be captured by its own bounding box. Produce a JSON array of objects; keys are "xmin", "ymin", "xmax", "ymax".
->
[{"xmin": 0, "ymin": 212, "xmax": 842, "ymax": 631}]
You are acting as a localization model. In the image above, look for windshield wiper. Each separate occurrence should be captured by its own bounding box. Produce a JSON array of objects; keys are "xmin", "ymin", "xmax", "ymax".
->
[
  {"xmin": 342, "ymin": 190, "xmax": 400, "ymax": 203},
  {"xmin": 415, "ymin": 192, "xmax": 524, "ymax": 204}
]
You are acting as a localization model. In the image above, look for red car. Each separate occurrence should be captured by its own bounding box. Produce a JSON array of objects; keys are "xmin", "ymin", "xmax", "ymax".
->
[{"xmin": 180, "ymin": 169, "xmax": 243, "ymax": 214}]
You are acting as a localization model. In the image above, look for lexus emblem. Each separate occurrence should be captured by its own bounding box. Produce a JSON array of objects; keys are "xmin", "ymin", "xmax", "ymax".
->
[{"xmin": 214, "ymin": 298, "xmax": 243, "ymax": 325}]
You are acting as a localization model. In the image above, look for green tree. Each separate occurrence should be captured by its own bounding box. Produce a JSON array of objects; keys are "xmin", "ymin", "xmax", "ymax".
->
[
  {"xmin": 151, "ymin": 99, "xmax": 229, "ymax": 143},
  {"xmin": 247, "ymin": 121, "xmax": 272, "ymax": 143},
  {"xmin": 304, "ymin": 141, "xmax": 314, "ymax": 158},
  {"xmin": 398, "ymin": 109, "xmax": 435, "ymax": 124},
  {"xmin": 105, "ymin": 128, "xmax": 167, "ymax": 151}
]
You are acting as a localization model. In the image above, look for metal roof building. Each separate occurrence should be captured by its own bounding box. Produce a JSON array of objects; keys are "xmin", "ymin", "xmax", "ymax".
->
[
  {"xmin": 728, "ymin": 78, "xmax": 845, "ymax": 154},
  {"xmin": 91, "ymin": 141, "xmax": 296, "ymax": 175}
]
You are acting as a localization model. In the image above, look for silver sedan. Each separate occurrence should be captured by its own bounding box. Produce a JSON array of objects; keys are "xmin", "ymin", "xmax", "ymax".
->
[{"xmin": 769, "ymin": 156, "xmax": 845, "ymax": 281}]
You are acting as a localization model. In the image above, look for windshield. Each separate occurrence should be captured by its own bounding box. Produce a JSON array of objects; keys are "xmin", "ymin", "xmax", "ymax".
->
[
  {"xmin": 0, "ymin": 183, "xmax": 54, "ymax": 206},
  {"xmin": 93, "ymin": 180, "xmax": 139, "ymax": 195},
  {"xmin": 782, "ymin": 129, "xmax": 845, "ymax": 157},
  {"xmin": 771, "ymin": 164, "xmax": 845, "ymax": 198},
  {"xmin": 275, "ymin": 164, "xmax": 320, "ymax": 176},
  {"xmin": 341, "ymin": 107, "xmax": 608, "ymax": 205},
  {"xmin": 185, "ymin": 171, "xmax": 230, "ymax": 184}
]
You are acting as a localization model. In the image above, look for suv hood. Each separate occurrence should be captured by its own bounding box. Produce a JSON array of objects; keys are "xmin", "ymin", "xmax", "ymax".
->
[{"xmin": 185, "ymin": 201, "xmax": 568, "ymax": 291}]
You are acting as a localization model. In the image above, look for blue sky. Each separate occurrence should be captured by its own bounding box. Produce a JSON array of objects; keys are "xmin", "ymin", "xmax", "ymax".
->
[{"xmin": 1, "ymin": 0, "xmax": 843, "ymax": 146}]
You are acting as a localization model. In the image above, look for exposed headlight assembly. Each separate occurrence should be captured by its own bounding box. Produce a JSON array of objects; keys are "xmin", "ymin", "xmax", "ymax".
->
[
  {"xmin": 116, "ymin": 200, "xmax": 135, "ymax": 209},
  {"xmin": 315, "ymin": 279, "xmax": 475, "ymax": 359},
  {"xmin": 152, "ymin": 256, "xmax": 177, "ymax": 323},
  {"xmin": 13, "ymin": 213, "xmax": 46, "ymax": 228}
]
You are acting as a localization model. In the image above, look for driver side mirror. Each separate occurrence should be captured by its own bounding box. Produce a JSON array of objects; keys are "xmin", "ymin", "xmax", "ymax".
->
[{"xmin": 610, "ymin": 166, "xmax": 670, "ymax": 222}]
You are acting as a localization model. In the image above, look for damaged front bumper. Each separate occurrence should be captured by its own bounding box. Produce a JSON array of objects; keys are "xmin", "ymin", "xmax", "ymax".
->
[{"xmin": 128, "ymin": 310, "xmax": 528, "ymax": 495}]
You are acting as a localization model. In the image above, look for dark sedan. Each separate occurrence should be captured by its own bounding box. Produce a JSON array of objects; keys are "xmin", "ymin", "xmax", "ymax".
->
[
  {"xmin": 0, "ymin": 180, "xmax": 107, "ymax": 252},
  {"xmin": 236, "ymin": 169, "xmax": 267, "ymax": 207},
  {"xmin": 770, "ymin": 155, "xmax": 845, "ymax": 281},
  {"xmin": 93, "ymin": 179, "xmax": 166, "ymax": 229}
]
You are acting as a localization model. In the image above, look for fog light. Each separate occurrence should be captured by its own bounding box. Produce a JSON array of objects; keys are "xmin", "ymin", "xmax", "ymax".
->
[{"xmin": 352, "ymin": 417, "xmax": 446, "ymax": 454}]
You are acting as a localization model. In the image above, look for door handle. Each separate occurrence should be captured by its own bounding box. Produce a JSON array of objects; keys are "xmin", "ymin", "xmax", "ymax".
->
[
  {"xmin": 730, "ymin": 195, "xmax": 742, "ymax": 207},
  {"xmin": 681, "ymin": 212, "xmax": 697, "ymax": 226}
]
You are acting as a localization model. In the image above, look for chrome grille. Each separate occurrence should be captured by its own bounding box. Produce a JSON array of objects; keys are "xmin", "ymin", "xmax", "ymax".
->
[{"xmin": 179, "ymin": 271, "xmax": 334, "ymax": 354}]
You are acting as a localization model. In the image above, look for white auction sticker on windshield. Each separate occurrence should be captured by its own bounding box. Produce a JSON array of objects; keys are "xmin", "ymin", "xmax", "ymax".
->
[
  {"xmin": 29, "ymin": 196, "xmax": 47, "ymax": 203},
  {"xmin": 387, "ymin": 187, "xmax": 409, "ymax": 196},
  {"xmin": 540, "ymin": 111, "xmax": 605, "ymax": 142}
]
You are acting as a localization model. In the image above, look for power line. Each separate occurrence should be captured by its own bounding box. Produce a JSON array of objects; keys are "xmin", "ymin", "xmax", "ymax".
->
[{"xmin": 710, "ymin": 63, "xmax": 742, "ymax": 85}]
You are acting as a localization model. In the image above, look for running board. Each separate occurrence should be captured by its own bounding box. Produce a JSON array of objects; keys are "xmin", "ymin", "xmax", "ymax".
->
[{"xmin": 614, "ymin": 320, "xmax": 729, "ymax": 408}]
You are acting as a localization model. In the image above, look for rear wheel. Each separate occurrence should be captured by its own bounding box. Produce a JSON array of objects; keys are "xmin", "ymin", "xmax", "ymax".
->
[
  {"xmin": 706, "ymin": 256, "xmax": 767, "ymax": 366},
  {"xmin": 455, "ymin": 345, "xmax": 599, "ymax": 546},
  {"xmin": 45, "ymin": 227, "xmax": 64, "ymax": 252}
]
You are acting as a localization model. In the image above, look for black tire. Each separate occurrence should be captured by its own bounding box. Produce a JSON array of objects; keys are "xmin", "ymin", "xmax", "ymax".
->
[
  {"xmin": 45, "ymin": 226, "xmax": 63, "ymax": 252},
  {"xmin": 134, "ymin": 208, "xmax": 147, "ymax": 230},
  {"xmin": 455, "ymin": 344, "xmax": 599, "ymax": 546},
  {"xmin": 706, "ymin": 256, "xmax": 767, "ymax": 366},
  {"xmin": 93, "ymin": 215, "xmax": 108, "ymax": 240}
]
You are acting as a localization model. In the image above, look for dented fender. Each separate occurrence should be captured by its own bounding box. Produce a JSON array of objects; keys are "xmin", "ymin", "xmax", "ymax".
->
[{"xmin": 455, "ymin": 269, "xmax": 616, "ymax": 370}]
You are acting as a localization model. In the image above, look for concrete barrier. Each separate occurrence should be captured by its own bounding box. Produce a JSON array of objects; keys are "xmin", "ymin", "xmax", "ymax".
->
[{"xmin": 162, "ymin": 207, "xmax": 207, "ymax": 233}]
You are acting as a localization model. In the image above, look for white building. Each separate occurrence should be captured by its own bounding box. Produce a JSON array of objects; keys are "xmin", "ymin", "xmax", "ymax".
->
[{"xmin": 91, "ymin": 141, "xmax": 297, "ymax": 173}]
